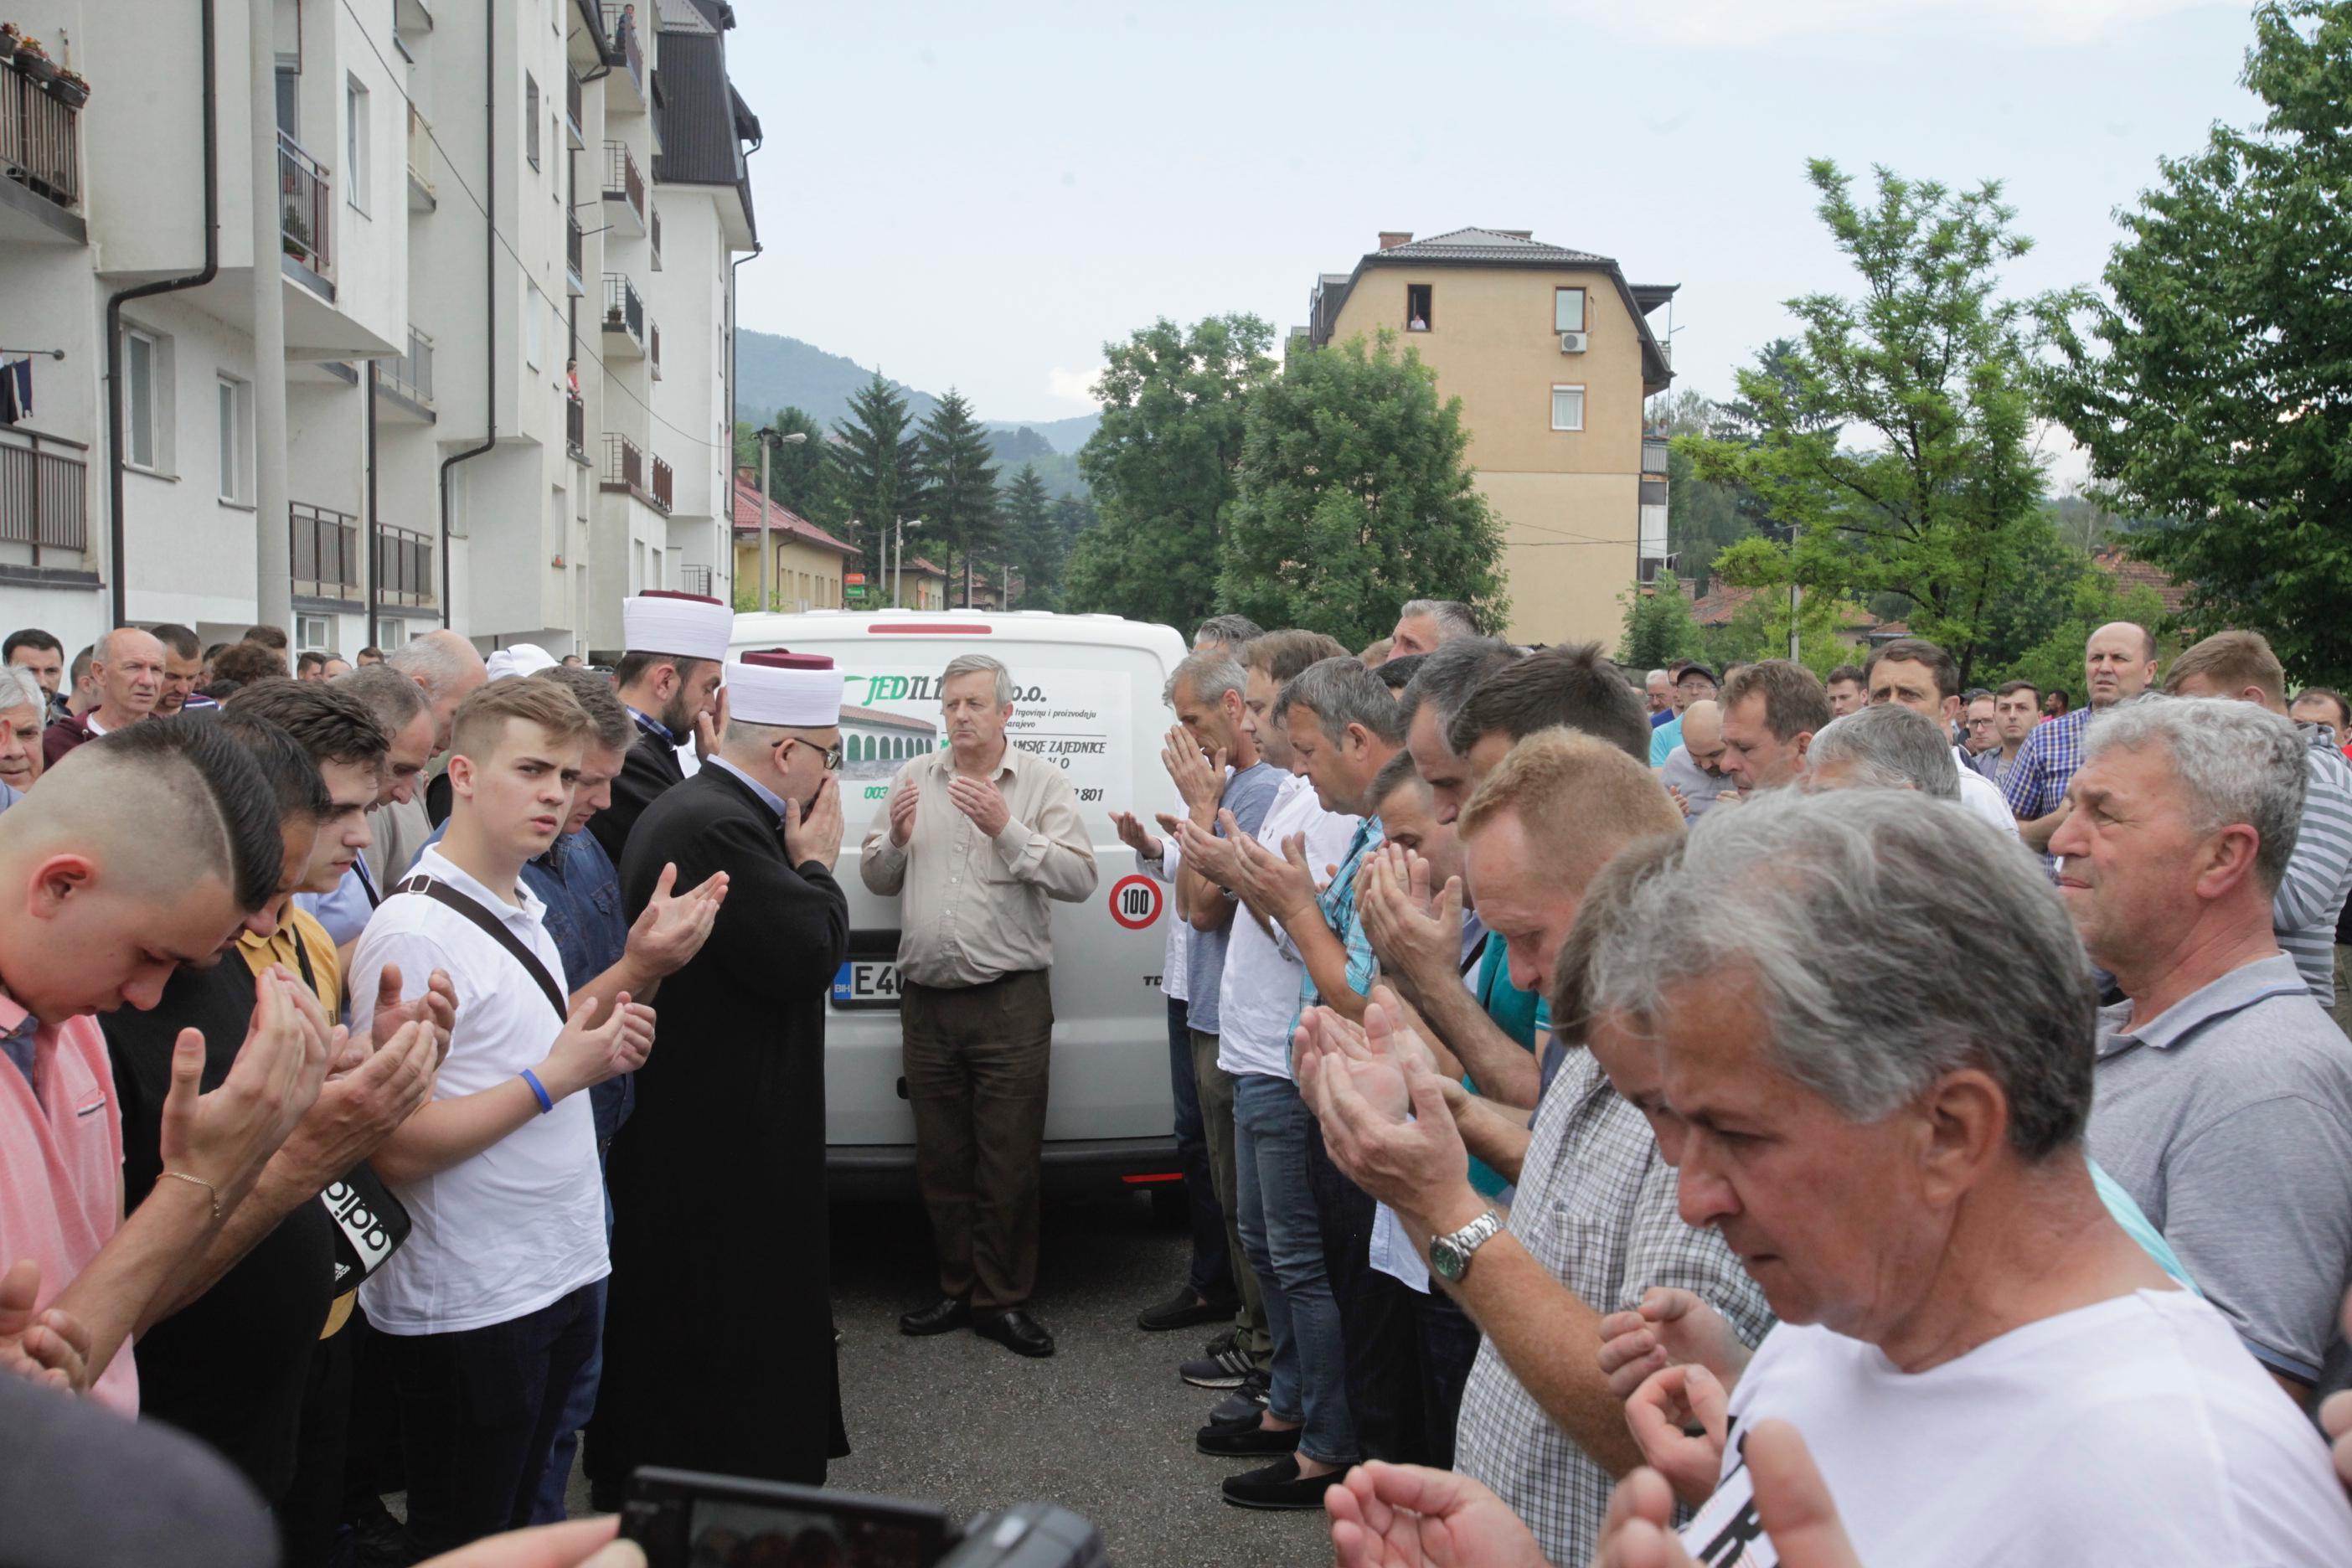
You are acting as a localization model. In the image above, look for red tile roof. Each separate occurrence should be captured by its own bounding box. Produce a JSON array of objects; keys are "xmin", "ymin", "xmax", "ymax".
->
[
  {"xmin": 2091, "ymin": 547, "xmax": 2189, "ymax": 615},
  {"xmin": 1688, "ymin": 580, "xmax": 1759, "ymax": 627},
  {"xmin": 729, "ymin": 472, "xmax": 858, "ymax": 556}
]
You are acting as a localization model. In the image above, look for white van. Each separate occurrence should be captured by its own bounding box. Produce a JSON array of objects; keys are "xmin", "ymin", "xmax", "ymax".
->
[{"xmin": 727, "ymin": 607, "xmax": 1189, "ymax": 1196}]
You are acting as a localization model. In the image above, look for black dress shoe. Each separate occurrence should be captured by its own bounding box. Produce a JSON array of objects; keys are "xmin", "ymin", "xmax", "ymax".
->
[
  {"xmin": 1195, "ymin": 1419, "xmax": 1301, "ymax": 1457},
  {"xmin": 1137, "ymin": 1285, "xmax": 1240, "ymax": 1333},
  {"xmin": 899, "ymin": 1297, "xmax": 971, "ymax": 1336},
  {"xmin": 1204, "ymin": 1367, "xmax": 1271, "ymax": 1431},
  {"xmin": 972, "ymin": 1308, "xmax": 1055, "ymax": 1358},
  {"xmin": 1222, "ymin": 1455, "xmax": 1354, "ymax": 1510}
]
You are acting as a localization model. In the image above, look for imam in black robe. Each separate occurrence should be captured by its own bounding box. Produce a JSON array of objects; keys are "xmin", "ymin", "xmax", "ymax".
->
[
  {"xmin": 587, "ymin": 716, "xmax": 686, "ymax": 869},
  {"xmin": 601, "ymin": 763, "xmax": 853, "ymax": 1483}
]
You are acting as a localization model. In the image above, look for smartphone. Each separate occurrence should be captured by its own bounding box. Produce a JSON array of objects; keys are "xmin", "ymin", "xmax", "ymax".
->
[{"xmin": 619, "ymin": 1466, "xmax": 959, "ymax": 1568}]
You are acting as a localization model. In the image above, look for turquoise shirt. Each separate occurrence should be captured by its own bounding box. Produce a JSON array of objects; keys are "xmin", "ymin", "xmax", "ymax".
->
[{"xmin": 1467, "ymin": 931, "xmax": 1550, "ymax": 1199}]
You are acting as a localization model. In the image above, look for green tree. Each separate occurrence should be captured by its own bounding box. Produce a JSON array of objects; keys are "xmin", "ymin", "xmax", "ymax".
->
[
  {"xmin": 1215, "ymin": 331, "xmax": 1505, "ymax": 648},
  {"xmin": 915, "ymin": 389, "xmax": 1001, "ymax": 606},
  {"xmin": 829, "ymin": 372, "xmax": 921, "ymax": 560},
  {"xmin": 999, "ymin": 464, "xmax": 1062, "ymax": 606},
  {"xmin": 2041, "ymin": 0, "xmax": 2352, "ymax": 686},
  {"xmin": 1063, "ymin": 314, "xmax": 1277, "ymax": 628},
  {"xmin": 752, "ymin": 405, "xmax": 838, "ymax": 526},
  {"xmin": 1686, "ymin": 161, "xmax": 2067, "ymax": 689},
  {"xmin": 1616, "ymin": 576, "xmax": 1703, "ymax": 669}
]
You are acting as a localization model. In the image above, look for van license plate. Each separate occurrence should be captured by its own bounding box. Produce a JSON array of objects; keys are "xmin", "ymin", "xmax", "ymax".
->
[{"xmin": 832, "ymin": 960, "xmax": 902, "ymax": 1009}]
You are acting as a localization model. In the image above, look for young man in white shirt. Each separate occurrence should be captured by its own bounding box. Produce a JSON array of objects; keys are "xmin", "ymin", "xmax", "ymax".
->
[{"xmin": 352, "ymin": 678, "xmax": 655, "ymax": 1556}]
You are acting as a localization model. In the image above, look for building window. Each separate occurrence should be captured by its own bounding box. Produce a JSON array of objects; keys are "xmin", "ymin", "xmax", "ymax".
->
[
  {"xmin": 1555, "ymin": 287, "xmax": 1586, "ymax": 333},
  {"xmin": 296, "ymin": 614, "xmax": 333, "ymax": 652},
  {"xmin": 346, "ymin": 78, "xmax": 370, "ymax": 214},
  {"xmin": 276, "ymin": 64, "xmax": 300, "ymax": 139},
  {"xmin": 378, "ymin": 619, "xmax": 407, "ymax": 648},
  {"xmin": 1550, "ymin": 384, "xmax": 1586, "ymax": 431},
  {"xmin": 216, "ymin": 375, "xmax": 252, "ymax": 503},
  {"xmin": 524, "ymin": 278, "xmax": 541, "ymax": 369},
  {"xmin": 125, "ymin": 328, "xmax": 163, "ymax": 471},
  {"xmin": 525, "ymin": 75, "xmax": 541, "ymax": 169},
  {"xmin": 1406, "ymin": 283, "xmax": 1432, "ymax": 332}
]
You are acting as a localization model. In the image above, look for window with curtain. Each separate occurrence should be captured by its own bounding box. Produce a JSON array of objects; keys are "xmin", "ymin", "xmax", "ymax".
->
[
  {"xmin": 1550, "ymin": 385, "xmax": 1586, "ymax": 431},
  {"xmin": 1555, "ymin": 287, "xmax": 1586, "ymax": 333},
  {"xmin": 126, "ymin": 331, "xmax": 158, "ymax": 469}
]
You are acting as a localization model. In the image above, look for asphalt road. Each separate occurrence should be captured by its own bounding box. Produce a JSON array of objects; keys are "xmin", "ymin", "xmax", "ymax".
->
[{"xmin": 820, "ymin": 1190, "xmax": 1333, "ymax": 1568}]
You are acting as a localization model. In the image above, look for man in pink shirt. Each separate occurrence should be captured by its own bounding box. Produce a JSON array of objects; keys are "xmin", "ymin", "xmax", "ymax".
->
[{"xmin": 0, "ymin": 720, "xmax": 331, "ymax": 1409}]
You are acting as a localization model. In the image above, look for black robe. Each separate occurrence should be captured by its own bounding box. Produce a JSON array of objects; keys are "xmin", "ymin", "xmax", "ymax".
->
[
  {"xmin": 601, "ymin": 764, "xmax": 853, "ymax": 1483},
  {"xmin": 588, "ymin": 719, "xmax": 686, "ymax": 868}
]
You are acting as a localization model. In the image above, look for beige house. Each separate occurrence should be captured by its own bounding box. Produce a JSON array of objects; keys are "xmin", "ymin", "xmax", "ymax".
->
[
  {"xmin": 1302, "ymin": 229, "xmax": 1675, "ymax": 646},
  {"xmin": 727, "ymin": 470, "xmax": 857, "ymax": 612}
]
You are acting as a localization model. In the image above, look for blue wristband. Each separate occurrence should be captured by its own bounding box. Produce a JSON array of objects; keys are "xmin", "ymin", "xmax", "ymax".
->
[{"xmin": 519, "ymin": 1069, "xmax": 554, "ymax": 1115}]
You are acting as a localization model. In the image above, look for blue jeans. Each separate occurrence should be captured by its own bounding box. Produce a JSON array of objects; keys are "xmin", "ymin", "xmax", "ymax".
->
[
  {"xmin": 1167, "ymin": 996, "xmax": 1232, "ymax": 1300},
  {"xmin": 530, "ymin": 1171, "xmax": 614, "ymax": 1523},
  {"xmin": 1234, "ymin": 1072, "xmax": 1357, "ymax": 1467}
]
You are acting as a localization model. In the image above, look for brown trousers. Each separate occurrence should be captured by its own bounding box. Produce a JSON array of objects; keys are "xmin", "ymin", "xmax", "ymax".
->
[{"xmin": 900, "ymin": 970, "xmax": 1055, "ymax": 1313}]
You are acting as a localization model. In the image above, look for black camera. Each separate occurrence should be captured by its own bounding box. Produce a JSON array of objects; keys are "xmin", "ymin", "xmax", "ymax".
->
[{"xmin": 620, "ymin": 1467, "xmax": 1106, "ymax": 1568}]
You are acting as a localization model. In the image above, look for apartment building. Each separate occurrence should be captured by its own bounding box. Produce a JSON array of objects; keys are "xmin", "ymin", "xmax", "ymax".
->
[
  {"xmin": 0, "ymin": 0, "xmax": 758, "ymax": 662},
  {"xmin": 1301, "ymin": 228, "xmax": 1675, "ymax": 647}
]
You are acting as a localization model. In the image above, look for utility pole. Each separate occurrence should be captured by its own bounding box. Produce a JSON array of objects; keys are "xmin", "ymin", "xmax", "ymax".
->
[
  {"xmin": 755, "ymin": 427, "xmax": 807, "ymax": 614},
  {"xmin": 250, "ymin": 11, "xmax": 291, "ymax": 636},
  {"xmin": 1789, "ymin": 580, "xmax": 1802, "ymax": 661}
]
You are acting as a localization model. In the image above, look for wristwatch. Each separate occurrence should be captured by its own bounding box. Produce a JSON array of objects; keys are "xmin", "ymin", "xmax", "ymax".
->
[{"xmin": 1429, "ymin": 1210, "xmax": 1503, "ymax": 1284}]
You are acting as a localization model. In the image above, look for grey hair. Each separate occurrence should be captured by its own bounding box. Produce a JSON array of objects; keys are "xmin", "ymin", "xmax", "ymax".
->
[
  {"xmin": 1278, "ymin": 655, "xmax": 1408, "ymax": 746},
  {"xmin": 0, "ymin": 666, "xmax": 42, "ymax": 714},
  {"xmin": 333, "ymin": 663, "xmax": 431, "ymax": 734},
  {"xmin": 1194, "ymin": 614, "xmax": 1265, "ymax": 649},
  {"xmin": 1399, "ymin": 599, "xmax": 1480, "ymax": 642},
  {"xmin": 941, "ymin": 652, "xmax": 1014, "ymax": 707},
  {"xmin": 1646, "ymin": 668, "xmax": 1670, "ymax": 684},
  {"xmin": 2085, "ymin": 694, "xmax": 2308, "ymax": 894},
  {"xmin": 1590, "ymin": 788, "xmax": 2097, "ymax": 1159},
  {"xmin": 387, "ymin": 629, "xmax": 487, "ymax": 701},
  {"xmin": 1807, "ymin": 704, "xmax": 1960, "ymax": 799},
  {"xmin": 1164, "ymin": 651, "xmax": 1246, "ymax": 709},
  {"xmin": 1400, "ymin": 637, "xmax": 1519, "ymax": 740}
]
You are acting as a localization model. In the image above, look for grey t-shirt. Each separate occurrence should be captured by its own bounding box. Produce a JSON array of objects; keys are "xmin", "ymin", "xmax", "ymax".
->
[
  {"xmin": 1658, "ymin": 745, "xmax": 1736, "ymax": 821},
  {"xmin": 1184, "ymin": 761, "xmax": 1282, "ymax": 1037},
  {"xmin": 2087, "ymin": 952, "xmax": 2352, "ymax": 1383}
]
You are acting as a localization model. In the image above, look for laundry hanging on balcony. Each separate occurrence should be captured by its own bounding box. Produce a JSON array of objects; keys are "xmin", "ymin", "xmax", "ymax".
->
[{"xmin": 0, "ymin": 357, "xmax": 33, "ymax": 426}]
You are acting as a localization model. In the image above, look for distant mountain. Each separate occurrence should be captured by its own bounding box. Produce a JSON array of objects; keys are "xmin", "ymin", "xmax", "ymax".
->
[{"xmin": 735, "ymin": 330, "xmax": 1102, "ymax": 456}]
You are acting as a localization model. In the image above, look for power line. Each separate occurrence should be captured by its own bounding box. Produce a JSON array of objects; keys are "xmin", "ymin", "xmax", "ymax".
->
[{"xmin": 336, "ymin": 0, "xmax": 728, "ymax": 455}]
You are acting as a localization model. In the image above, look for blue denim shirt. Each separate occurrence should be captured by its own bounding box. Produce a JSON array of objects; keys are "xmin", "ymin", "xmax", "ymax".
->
[{"xmin": 421, "ymin": 822, "xmax": 636, "ymax": 1143}]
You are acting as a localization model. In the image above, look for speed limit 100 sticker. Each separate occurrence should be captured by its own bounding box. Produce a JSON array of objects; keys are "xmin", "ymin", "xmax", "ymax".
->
[{"xmin": 1108, "ymin": 874, "xmax": 1163, "ymax": 931}]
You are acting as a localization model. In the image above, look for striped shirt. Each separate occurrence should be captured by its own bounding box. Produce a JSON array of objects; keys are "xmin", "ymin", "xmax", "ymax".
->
[
  {"xmin": 1292, "ymin": 814, "xmax": 1384, "ymax": 1023},
  {"xmin": 2276, "ymin": 727, "xmax": 2352, "ymax": 1006}
]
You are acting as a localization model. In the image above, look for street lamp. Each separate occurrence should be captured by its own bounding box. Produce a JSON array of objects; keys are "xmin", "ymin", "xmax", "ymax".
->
[
  {"xmin": 755, "ymin": 428, "xmax": 808, "ymax": 615},
  {"xmin": 892, "ymin": 515, "xmax": 921, "ymax": 610}
]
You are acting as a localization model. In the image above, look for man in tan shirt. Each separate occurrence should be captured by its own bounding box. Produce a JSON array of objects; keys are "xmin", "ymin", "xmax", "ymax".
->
[{"xmin": 861, "ymin": 653, "xmax": 1097, "ymax": 1357}]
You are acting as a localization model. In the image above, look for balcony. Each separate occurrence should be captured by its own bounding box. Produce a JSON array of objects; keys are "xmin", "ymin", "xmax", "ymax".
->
[
  {"xmin": 566, "ymin": 394, "xmax": 586, "ymax": 463},
  {"xmin": 649, "ymin": 204, "xmax": 661, "ymax": 270},
  {"xmin": 0, "ymin": 433, "xmax": 89, "ymax": 565},
  {"xmin": 1642, "ymin": 438, "xmax": 1670, "ymax": 476},
  {"xmin": 682, "ymin": 564, "xmax": 714, "ymax": 598},
  {"xmin": 600, "ymin": 433, "xmax": 671, "ymax": 515},
  {"xmin": 601, "ymin": 272, "xmax": 644, "ymax": 357},
  {"xmin": 600, "ymin": 139, "xmax": 644, "ymax": 234},
  {"xmin": 406, "ymin": 104, "xmax": 435, "ymax": 210},
  {"xmin": 601, "ymin": 2, "xmax": 646, "ymax": 114},
  {"xmin": 565, "ymin": 69, "xmax": 585, "ymax": 150},
  {"xmin": 375, "ymin": 523, "xmax": 437, "ymax": 609},
  {"xmin": 291, "ymin": 502, "xmax": 360, "ymax": 604},
  {"xmin": 279, "ymin": 130, "xmax": 334, "ymax": 286},
  {"xmin": 376, "ymin": 326, "xmax": 434, "ymax": 420},
  {"xmin": 652, "ymin": 454, "xmax": 673, "ymax": 513},
  {"xmin": 0, "ymin": 66, "xmax": 82, "ymax": 232},
  {"xmin": 566, "ymin": 209, "xmax": 585, "ymax": 296}
]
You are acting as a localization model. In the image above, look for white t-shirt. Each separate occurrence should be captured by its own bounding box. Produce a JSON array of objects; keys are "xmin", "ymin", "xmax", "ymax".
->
[
  {"xmin": 351, "ymin": 847, "xmax": 609, "ymax": 1335},
  {"xmin": 1216, "ymin": 773, "xmax": 1360, "ymax": 1080},
  {"xmin": 1682, "ymin": 1290, "xmax": 2352, "ymax": 1566},
  {"xmin": 1151, "ymin": 797, "xmax": 1191, "ymax": 1006},
  {"xmin": 1952, "ymin": 748, "xmax": 2020, "ymax": 836}
]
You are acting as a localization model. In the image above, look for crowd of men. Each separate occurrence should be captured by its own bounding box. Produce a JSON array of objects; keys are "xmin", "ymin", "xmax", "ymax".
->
[{"xmin": 6, "ymin": 586, "xmax": 2352, "ymax": 1568}]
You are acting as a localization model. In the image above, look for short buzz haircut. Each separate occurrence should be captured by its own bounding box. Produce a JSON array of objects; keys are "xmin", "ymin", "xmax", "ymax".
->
[
  {"xmin": 78, "ymin": 715, "xmax": 287, "ymax": 911},
  {"xmin": 296, "ymin": 651, "xmax": 328, "ymax": 675},
  {"xmin": 1398, "ymin": 599, "xmax": 1480, "ymax": 642},
  {"xmin": 148, "ymin": 623, "xmax": 201, "ymax": 661},
  {"xmin": 1193, "ymin": 614, "xmax": 1264, "ymax": 649},
  {"xmin": 1549, "ymin": 831, "xmax": 1683, "ymax": 1045},
  {"xmin": 1720, "ymin": 659, "xmax": 1834, "ymax": 743},
  {"xmin": 611, "ymin": 649, "xmax": 714, "ymax": 692},
  {"xmin": 1458, "ymin": 726, "xmax": 1684, "ymax": 881},
  {"xmin": 534, "ymin": 665, "xmax": 634, "ymax": 754},
  {"xmin": 1165, "ymin": 650, "xmax": 1246, "ymax": 709},
  {"xmin": 941, "ymin": 652, "xmax": 1015, "ymax": 706},
  {"xmin": 334, "ymin": 663, "xmax": 431, "ymax": 738},
  {"xmin": 2163, "ymin": 629, "xmax": 2287, "ymax": 706},
  {"xmin": 1369, "ymin": 749, "xmax": 1431, "ymax": 813},
  {"xmin": 211, "ymin": 642, "xmax": 291, "ymax": 687},
  {"xmin": 1997, "ymin": 678, "xmax": 2040, "ymax": 703},
  {"xmin": 1401, "ymin": 637, "xmax": 1523, "ymax": 743},
  {"xmin": 1243, "ymin": 630, "xmax": 1350, "ymax": 688},
  {"xmin": 70, "ymin": 644, "xmax": 91, "ymax": 684},
  {"xmin": 1865, "ymin": 637, "xmax": 1960, "ymax": 703},
  {"xmin": 214, "ymin": 714, "xmax": 334, "ymax": 825},
  {"xmin": 242, "ymin": 624, "xmax": 291, "ymax": 651},
  {"xmin": 2086, "ymin": 694, "xmax": 2308, "ymax": 895},
  {"xmin": 1447, "ymin": 642, "xmax": 1648, "ymax": 762},
  {"xmin": 3, "ymin": 628, "xmax": 62, "ymax": 662},
  {"xmin": 1807, "ymin": 705, "xmax": 1961, "ymax": 799},
  {"xmin": 1279, "ymin": 656, "xmax": 1409, "ymax": 747},
  {"xmin": 224, "ymin": 678, "xmax": 391, "ymax": 770},
  {"xmin": 448, "ymin": 678, "xmax": 593, "ymax": 764},
  {"xmin": 1375, "ymin": 652, "xmax": 1426, "ymax": 692},
  {"xmin": 1824, "ymin": 663, "xmax": 1865, "ymax": 689}
]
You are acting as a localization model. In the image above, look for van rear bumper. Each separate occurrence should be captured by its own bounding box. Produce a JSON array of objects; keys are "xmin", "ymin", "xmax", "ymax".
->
[{"xmin": 826, "ymin": 1134, "xmax": 1183, "ymax": 1201}]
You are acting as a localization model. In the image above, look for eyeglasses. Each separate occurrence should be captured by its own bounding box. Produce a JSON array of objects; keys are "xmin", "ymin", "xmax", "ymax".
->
[
  {"xmin": 793, "ymin": 739, "xmax": 843, "ymax": 771},
  {"xmin": 1966, "ymin": 716, "xmax": 1998, "ymax": 728}
]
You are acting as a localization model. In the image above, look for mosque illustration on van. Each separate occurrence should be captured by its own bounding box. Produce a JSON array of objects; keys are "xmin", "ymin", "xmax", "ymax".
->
[{"xmin": 838, "ymin": 703, "xmax": 941, "ymax": 781}]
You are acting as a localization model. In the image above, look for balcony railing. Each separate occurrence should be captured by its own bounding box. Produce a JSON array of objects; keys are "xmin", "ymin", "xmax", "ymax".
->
[
  {"xmin": 0, "ymin": 434, "xmax": 88, "ymax": 560},
  {"xmin": 375, "ymin": 523, "xmax": 436, "ymax": 607},
  {"xmin": 601, "ymin": 271, "xmax": 643, "ymax": 347},
  {"xmin": 601, "ymin": 431, "xmax": 643, "ymax": 494},
  {"xmin": 384, "ymin": 325, "xmax": 433, "ymax": 405},
  {"xmin": 682, "ymin": 565, "xmax": 714, "ymax": 598},
  {"xmin": 649, "ymin": 205, "xmax": 661, "ymax": 268},
  {"xmin": 566, "ymin": 394, "xmax": 585, "ymax": 460},
  {"xmin": 601, "ymin": 139, "xmax": 643, "ymax": 229},
  {"xmin": 279, "ymin": 130, "xmax": 333, "ymax": 277},
  {"xmin": 600, "ymin": 3, "xmax": 644, "ymax": 101},
  {"xmin": 565, "ymin": 209, "xmax": 584, "ymax": 292},
  {"xmin": 1642, "ymin": 438, "xmax": 1670, "ymax": 476},
  {"xmin": 0, "ymin": 67, "xmax": 81, "ymax": 210},
  {"xmin": 291, "ymin": 502, "xmax": 359, "ymax": 600},
  {"xmin": 651, "ymin": 455, "xmax": 673, "ymax": 513}
]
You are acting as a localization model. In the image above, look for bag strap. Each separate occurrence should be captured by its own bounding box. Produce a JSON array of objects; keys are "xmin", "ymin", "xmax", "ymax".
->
[{"xmin": 390, "ymin": 874, "xmax": 567, "ymax": 1022}]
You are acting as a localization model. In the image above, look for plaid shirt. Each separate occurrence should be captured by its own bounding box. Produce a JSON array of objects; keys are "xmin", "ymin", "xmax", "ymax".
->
[
  {"xmin": 1293, "ymin": 814, "xmax": 1384, "ymax": 1023},
  {"xmin": 1454, "ymin": 1050, "xmax": 1774, "ymax": 1568},
  {"xmin": 2000, "ymin": 704, "xmax": 2092, "ymax": 822}
]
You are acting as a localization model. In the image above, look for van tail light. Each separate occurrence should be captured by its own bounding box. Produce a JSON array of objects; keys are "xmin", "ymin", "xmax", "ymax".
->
[
  {"xmin": 868, "ymin": 623, "xmax": 993, "ymax": 634},
  {"xmin": 1121, "ymin": 1172, "xmax": 1184, "ymax": 1184}
]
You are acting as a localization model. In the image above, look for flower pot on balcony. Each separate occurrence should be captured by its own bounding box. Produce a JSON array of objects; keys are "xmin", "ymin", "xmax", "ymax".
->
[
  {"xmin": 47, "ymin": 73, "xmax": 87, "ymax": 107},
  {"xmin": 13, "ymin": 49, "xmax": 55, "ymax": 83}
]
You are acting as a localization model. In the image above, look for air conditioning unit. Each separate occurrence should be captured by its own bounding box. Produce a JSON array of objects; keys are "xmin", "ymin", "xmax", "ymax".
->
[{"xmin": 1559, "ymin": 331, "xmax": 1589, "ymax": 353}]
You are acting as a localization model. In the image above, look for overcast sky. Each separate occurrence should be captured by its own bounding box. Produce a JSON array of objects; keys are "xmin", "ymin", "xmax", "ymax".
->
[{"xmin": 727, "ymin": 0, "xmax": 2263, "ymax": 451}]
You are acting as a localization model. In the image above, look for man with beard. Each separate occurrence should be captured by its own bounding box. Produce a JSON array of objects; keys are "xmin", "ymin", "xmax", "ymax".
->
[
  {"xmin": 588, "ymin": 593, "xmax": 732, "ymax": 867},
  {"xmin": 603, "ymin": 651, "xmax": 849, "ymax": 1483}
]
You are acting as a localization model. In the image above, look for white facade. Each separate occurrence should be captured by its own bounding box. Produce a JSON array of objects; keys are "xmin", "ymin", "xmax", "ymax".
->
[{"xmin": 0, "ymin": 0, "xmax": 757, "ymax": 662}]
